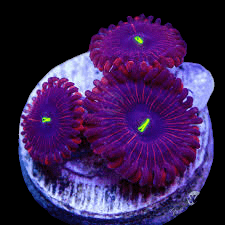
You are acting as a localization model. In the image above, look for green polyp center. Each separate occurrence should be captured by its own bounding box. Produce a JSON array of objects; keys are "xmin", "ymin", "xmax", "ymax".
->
[
  {"xmin": 42, "ymin": 117, "xmax": 51, "ymax": 123},
  {"xmin": 134, "ymin": 36, "xmax": 144, "ymax": 45},
  {"xmin": 138, "ymin": 118, "xmax": 150, "ymax": 133}
]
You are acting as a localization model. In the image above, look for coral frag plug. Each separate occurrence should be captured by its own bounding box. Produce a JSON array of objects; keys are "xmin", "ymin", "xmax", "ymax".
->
[{"xmin": 19, "ymin": 14, "xmax": 214, "ymax": 225}]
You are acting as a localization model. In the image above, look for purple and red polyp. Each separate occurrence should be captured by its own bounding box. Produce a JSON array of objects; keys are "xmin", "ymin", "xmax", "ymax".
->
[
  {"xmin": 89, "ymin": 14, "xmax": 186, "ymax": 80},
  {"xmin": 21, "ymin": 77, "xmax": 84, "ymax": 165},
  {"xmin": 83, "ymin": 70, "xmax": 203, "ymax": 188}
]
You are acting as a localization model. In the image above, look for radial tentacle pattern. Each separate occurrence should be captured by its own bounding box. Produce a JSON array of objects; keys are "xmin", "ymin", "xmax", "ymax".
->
[
  {"xmin": 89, "ymin": 14, "xmax": 187, "ymax": 80},
  {"xmin": 21, "ymin": 77, "xmax": 84, "ymax": 165},
  {"xmin": 83, "ymin": 70, "xmax": 202, "ymax": 188}
]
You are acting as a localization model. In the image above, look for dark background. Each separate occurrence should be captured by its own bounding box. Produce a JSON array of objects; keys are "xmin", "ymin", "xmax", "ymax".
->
[{"xmin": 17, "ymin": 4, "xmax": 215, "ymax": 225}]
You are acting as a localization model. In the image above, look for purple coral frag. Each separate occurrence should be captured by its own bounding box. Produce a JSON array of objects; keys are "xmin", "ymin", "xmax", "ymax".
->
[
  {"xmin": 83, "ymin": 70, "xmax": 202, "ymax": 188},
  {"xmin": 21, "ymin": 77, "xmax": 84, "ymax": 165},
  {"xmin": 89, "ymin": 14, "xmax": 186, "ymax": 80}
]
